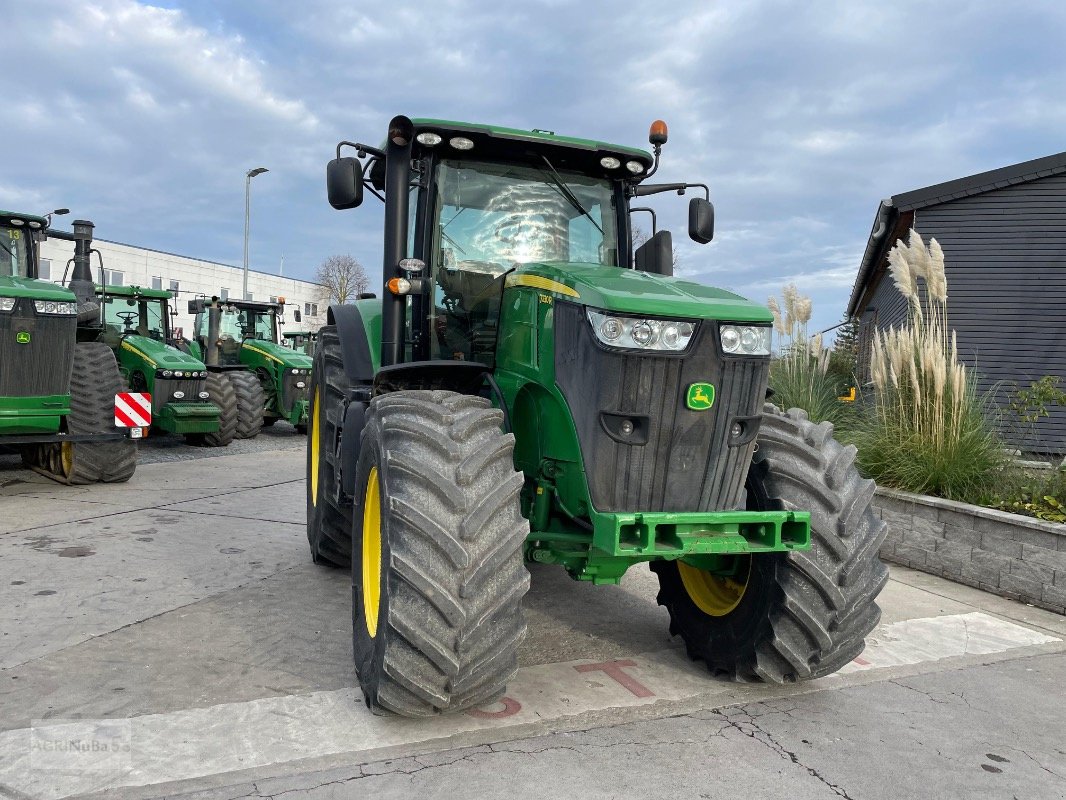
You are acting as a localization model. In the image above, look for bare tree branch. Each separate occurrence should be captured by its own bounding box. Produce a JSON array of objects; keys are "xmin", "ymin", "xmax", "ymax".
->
[{"xmin": 316, "ymin": 254, "xmax": 370, "ymax": 305}]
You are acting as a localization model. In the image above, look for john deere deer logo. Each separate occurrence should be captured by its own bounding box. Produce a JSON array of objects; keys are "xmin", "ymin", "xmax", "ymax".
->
[{"xmin": 686, "ymin": 382, "xmax": 715, "ymax": 411}]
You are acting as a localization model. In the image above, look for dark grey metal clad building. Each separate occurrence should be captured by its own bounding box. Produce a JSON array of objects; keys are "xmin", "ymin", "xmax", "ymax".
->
[{"xmin": 848, "ymin": 151, "xmax": 1066, "ymax": 455}]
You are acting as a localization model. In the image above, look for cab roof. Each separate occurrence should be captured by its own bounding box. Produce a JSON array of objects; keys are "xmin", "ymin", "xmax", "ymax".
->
[
  {"xmin": 99, "ymin": 285, "xmax": 173, "ymax": 300},
  {"xmin": 0, "ymin": 210, "xmax": 49, "ymax": 229},
  {"xmin": 407, "ymin": 118, "xmax": 655, "ymax": 171}
]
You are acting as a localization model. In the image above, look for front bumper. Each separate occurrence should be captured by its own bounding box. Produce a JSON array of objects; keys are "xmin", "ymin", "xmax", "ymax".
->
[
  {"xmin": 528, "ymin": 508, "xmax": 811, "ymax": 584},
  {"xmin": 0, "ymin": 395, "xmax": 69, "ymax": 436},
  {"xmin": 155, "ymin": 402, "xmax": 220, "ymax": 434},
  {"xmin": 284, "ymin": 398, "xmax": 309, "ymax": 427}
]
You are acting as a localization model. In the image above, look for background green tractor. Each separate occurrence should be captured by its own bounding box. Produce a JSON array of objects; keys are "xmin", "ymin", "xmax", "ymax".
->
[
  {"xmin": 188, "ymin": 297, "xmax": 312, "ymax": 437},
  {"xmin": 97, "ymin": 286, "xmax": 234, "ymax": 446},
  {"xmin": 0, "ymin": 212, "xmax": 137, "ymax": 484},
  {"xmin": 306, "ymin": 117, "xmax": 887, "ymax": 717},
  {"xmin": 283, "ymin": 330, "xmax": 318, "ymax": 355}
]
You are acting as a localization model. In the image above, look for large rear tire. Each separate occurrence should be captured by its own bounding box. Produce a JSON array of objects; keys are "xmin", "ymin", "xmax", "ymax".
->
[
  {"xmin": 306, "ymin": 326, "xmax": 353, "ymax": 568},
  {"xmin": 651, "ymin": 405, "xmax": 888, "ymax": 682},
  {"xmin": 42, "ymin": 343, "xmax": 138, "ymax": 484},
  {"xmin": 229, "ymin": 370, "xmax": 266, "ymax": 440},
  {"xmin": 352, "ymin": 390, "xmax": 529, "ymax": 717},
  {"xmin": 188, "ymin": 372, "xmax": 238, "ymax": 447}
]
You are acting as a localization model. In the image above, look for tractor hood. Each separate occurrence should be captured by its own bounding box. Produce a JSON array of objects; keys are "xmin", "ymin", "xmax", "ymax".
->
[
  {"xmin": 241, "ymin": 339, "xmax": 313, "ymax": 369},
  {"xmin": 0, "ymin": 275, "xmax": 77, "ymax": 302},
  {"xmin": 507, "ymin": 263, "xmax": 773, "ymax": 323},
  {"xmin": 120, "ymin": 335, "xmax": 206, "ymax": 371}
]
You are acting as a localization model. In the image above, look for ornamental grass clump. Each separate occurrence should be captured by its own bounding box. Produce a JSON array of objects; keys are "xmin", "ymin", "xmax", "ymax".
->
[
  {"xmin": 853, "ymin": 230, "xmax": 1005, "ymax": 500},
  {"xmin": 767, "ymin": 284, "xmax": 845, "ymax": 425}
]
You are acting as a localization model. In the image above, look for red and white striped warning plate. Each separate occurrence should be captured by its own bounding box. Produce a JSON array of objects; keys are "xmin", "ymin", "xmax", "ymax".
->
[{"xmin": 114, "ymin": 392, "xmax": 152, "ymax": 428}]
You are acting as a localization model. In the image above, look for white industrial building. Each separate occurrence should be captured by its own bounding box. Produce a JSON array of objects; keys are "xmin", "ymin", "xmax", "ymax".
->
[{"xmin": 38, "ymin": 236, "xmax": 327, "ymax": 338}]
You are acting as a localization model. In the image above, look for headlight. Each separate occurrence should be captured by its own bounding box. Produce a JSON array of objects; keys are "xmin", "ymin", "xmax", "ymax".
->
[
  {"xmin": 0, "ymin": 297, "xmax": 15, "ymax": 312},
  {"xmin": 586, "ymin": 308, "xmax": 696, "ymax": 352},
  {"xmin": 173, "ymin": 391, "xmax": 186, "ymax": 400},
  {"xmin": 161, "ymin": 370, "xmax": 173, "ymax": 378},
  {"xmin": 719, "ymin": 324, "xmax": 771, "ymax": 356},
  {"xmin": 198, "ymin": 391, "xmax": 210, "ymax": 400},
  {"xmin": 296, "ymin": 381, "xmax": 306, "ymax": 389},
  {"xmin": 33, "ymin": 300, "xmax": 77, "ymax": 315}
]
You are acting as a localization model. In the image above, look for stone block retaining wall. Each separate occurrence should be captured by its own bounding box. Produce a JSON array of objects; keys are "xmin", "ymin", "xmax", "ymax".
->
[{"xmin": 873, "ymin": 487, "xmax": 1066, "ymax": 615}]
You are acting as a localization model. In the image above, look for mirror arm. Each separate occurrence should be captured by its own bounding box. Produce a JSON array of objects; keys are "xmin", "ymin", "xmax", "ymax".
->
[
  {"xmin": 362, "ymin": 158, "xmax": 386, "ymax": 203},
  {"xmin": 632, "ymin": 182, "xmax": 710, "ymax": 200},
  {"xmin": 630, "ymin": 207, "xmax": 657, "ymax": 235},
  {"xmin": 337, "ymin": 141, "xmax": 385, "ymax": 160}
]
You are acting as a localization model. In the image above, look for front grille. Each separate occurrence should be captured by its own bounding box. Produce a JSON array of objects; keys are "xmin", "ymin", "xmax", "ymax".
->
[
  {"xmin": 281, "ymin": 371, "xmax": 308, "ymax": 414},
  {"xmin": 151, "ymin": 377, "xmax": 206, "ymax": 411},
  {"xmin": 0, "ymin": 298, "xmax": 76, "ymax": 397},
  {"xmin": 554, "ymin": 301, "xmax": 769, "ymax": 513}
]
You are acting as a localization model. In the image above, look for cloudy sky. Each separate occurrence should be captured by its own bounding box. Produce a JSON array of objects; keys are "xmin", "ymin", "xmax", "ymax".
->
[{"xmin": 7, "ymin": 0, "xmax": 1066, "ymax": 335}]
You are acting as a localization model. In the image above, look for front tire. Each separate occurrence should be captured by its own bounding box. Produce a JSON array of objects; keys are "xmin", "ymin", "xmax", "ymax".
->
[
  {"xmin": 188, "ymin": 372, "xmax": 237, "ymax": 447},
  {"xmin": 652, "ymin": 405, "xmax": 888, "ymax": 682},
  {"xmin": 229, "ymin": 370, "xmax": 266, "ymax": 440},
  {"xmin": 352, "ymin": 390, "xmax": 529, "ymax": 717},
  {"xmin": 306, "ymin": 327, "xmax": 353, "ymax": 568}
]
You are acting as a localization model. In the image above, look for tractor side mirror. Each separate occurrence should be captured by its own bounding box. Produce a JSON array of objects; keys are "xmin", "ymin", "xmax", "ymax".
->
[
  {"xmin": 188, "ymin": 300, "xmax": 199, "ymax": 314},
  {"xmin": 294, "ymin": 309, "xmax": 302, "ymax": 322},
  {"xmin": 688, "ymin": 197, "xmax": 714, "ymax": 244},
  {"xmin": 327, "ymin": 157, "xmax": 364, "ymax": 210},
  {"xmin": 635, "ymin": 229, "xmax": 673, "ymax": 277}
]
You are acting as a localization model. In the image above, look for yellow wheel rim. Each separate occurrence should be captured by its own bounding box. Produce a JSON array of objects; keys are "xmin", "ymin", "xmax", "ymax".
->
[
  {"xmin": 678, "ymin": 557, "xmax": 751, "ymax": 617},
  {"xmin": 309, "ymin": 387, "xmax": 320, "ymax": 508},
  {"xmin": 60, "ymin": 442, "xmax": 74, "ymax": 477},
  {"xmin": 361, "ymin": 466, "xmax": 382, "ymax": 638}
]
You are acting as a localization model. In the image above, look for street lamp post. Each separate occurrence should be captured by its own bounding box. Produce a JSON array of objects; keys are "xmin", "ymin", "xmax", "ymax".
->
[{"xmin": 243, "ymin": 167, "xmax": 269, "ymax": 300}]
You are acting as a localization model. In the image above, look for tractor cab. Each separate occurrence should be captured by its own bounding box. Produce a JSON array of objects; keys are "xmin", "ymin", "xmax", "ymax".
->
[
  {"xmin": 100, "ymin": 287, "xmax": 171, "ymax": 342},
  {"xmin": 189, "ymin": 296, "xmax": 313, "ymax": 430},
  {"xmin": 192, "ymin": 298, "xmax": 282, "ymax": 366},
  {"xmin": 283, "ymin": 330, "xmax": 317, "ymax": 354}
]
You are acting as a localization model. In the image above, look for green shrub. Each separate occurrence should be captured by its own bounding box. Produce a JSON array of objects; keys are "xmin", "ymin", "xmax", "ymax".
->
[
  {"xmin": 767, "ymin": 285, "xmax": 850, "ymax": 426},
  {"xmin": 978, "ymin": 466, "xmax": 1066, "ymax": 524}
]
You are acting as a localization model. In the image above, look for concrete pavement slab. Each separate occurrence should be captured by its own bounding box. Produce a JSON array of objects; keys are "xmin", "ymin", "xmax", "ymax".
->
[
  {"xmin": 0, "ymin": 611, "xmax": 1058, "ymax": 799},
  {"xmin": 179, "ymin": 653, "xmax": 1066, "ymax": 800},
  {"xmin": 3, "ymin": 447, "xmax": 1066, "ymax": 800},
  {"xmin": 0, "ymin": 509, "xmax": 306, "ymax": 670},
  {"xmin": 164, "ymin": 482, "xmax": 307, "ymax": 525}
]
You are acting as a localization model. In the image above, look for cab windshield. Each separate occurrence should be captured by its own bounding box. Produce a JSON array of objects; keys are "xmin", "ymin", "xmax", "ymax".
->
[
  {"xmin": 1, "ymin": 227, "xmax": 31, "ymax": 278},
  {"xmin": 103, "ymin": 296, "xmax": 167, "ymax": 340},
  {"xmin": 428, "ymin": 158, "xmax": 618, "ymax": 362},
  {"xmin": 432, "ymin": 158, "xmax": 618, "ymax": 272},
  {"xmin": 217, "ymin": 307, "xmax": 276, "ymax": 343}
]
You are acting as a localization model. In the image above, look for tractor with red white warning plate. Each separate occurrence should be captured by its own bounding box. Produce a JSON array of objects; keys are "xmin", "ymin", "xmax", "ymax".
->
[{"xmin": 0, "ymin": 211, "xmax": 140, "ymax": 483}]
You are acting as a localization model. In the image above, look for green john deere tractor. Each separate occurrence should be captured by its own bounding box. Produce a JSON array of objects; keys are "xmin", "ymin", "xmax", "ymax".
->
[
  {"xmin": 188, "ymin": 297, "xmax": 312, "ymax": 437},
  {"xmin": 306, "ymin": 117, "xmax": 888, "ymax": 717},
  {"xmin": 96, "ymin": 286, "xmax": 233, "ymax": 446},
  {"xmin": 0, "ymin": 212, "xmax": 137, "ymax": 483}
]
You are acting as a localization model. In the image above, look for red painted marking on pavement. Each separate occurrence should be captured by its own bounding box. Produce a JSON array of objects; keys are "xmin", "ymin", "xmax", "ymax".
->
[
  {"xmin": 852, "ymin": 656, "xmax": 871, "ymax": 666},
  {"xmin": 574, "ymin": 659, "xmax": 654, "ymax": 698},
  {"xmin": 465, "ymin": 696, "xmax": 522, "ymax": 719}
]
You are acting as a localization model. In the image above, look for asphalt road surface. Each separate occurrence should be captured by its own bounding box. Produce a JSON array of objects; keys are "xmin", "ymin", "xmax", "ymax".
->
[{"xmin": 1, "ymin": 447, "xmax": 1063, "ymax": 799}]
